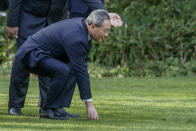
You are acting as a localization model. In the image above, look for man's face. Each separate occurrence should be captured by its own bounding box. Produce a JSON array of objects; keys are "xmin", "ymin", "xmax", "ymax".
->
[{"xmin": 90, "ymin": 20, "xmax": 111, "ymax": 42}]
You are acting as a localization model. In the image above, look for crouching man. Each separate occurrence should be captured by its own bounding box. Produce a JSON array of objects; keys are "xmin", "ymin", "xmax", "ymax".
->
[{"xmin": 13, "ymin": 9, "xmax": 112, "ymax": 120}]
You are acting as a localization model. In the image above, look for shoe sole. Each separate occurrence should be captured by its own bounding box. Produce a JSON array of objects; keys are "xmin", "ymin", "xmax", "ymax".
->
[
  {"xmin": 8, "ymin": 112, "xmax": 22, "ymax": 115},
  {"xmin": 40, "ymin": 115, "xmax": 69, "ymax": 120},
  {"xmin": 70, "ymin": 115, "xmax": 80, "ymax": 118}
]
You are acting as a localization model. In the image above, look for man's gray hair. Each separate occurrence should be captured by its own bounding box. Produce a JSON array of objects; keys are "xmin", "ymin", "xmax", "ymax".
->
[{"xmin": 87, "ymin": 9, "xmax": 110, "ymax": 27}]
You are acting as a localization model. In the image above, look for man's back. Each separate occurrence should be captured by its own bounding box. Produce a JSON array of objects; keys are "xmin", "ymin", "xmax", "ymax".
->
[{"xmin": 16, "ymin": 18, "xmax": 89, "ymax": 62}]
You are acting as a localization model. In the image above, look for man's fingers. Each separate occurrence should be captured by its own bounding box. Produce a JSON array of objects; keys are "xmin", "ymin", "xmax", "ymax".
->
[
  {"xmin": 14, "ymin": 35, "xmax": 18, "ymax": 39},
  {"xmin": 95, "ymin": 114, "xmax": 98, "ymax": 120},
  {"xmin": 6, "ymin": 31, "xmax": 14, "ymax": 38},
  {"xmin": 92, "ymin": 114, "xmax": 96, "ymax": 120},
  {"xmin": 109, "ymin": 13, "xmax": 122, "ymax": 20},
  {"xmin": 6, "ymin": 31, "xmax": 12, "ymax": 37},
  {"xmin": 88, "ymin": 113, "xmax": 91, "ymax": 119},
  {"xmin": 111, "ymin": 19, "xmax": 123, "ymax": 27},
  {"xmin": 6, "ymin": 32, "xmax": 11, "ymax": 37},
  {"xmin": 15, "ymin": 31, "xmax": 18, "ymax": 38},
  {"xmin": 7, "ymin": 33, "xmax": 14, "ymax": 38},
  {"xmin": 90, "ymin": 113, "xmax": 93, "ymax": 119},
  {"xmin": 88, "ymin": 112, "xmax": 93, "ymax": 119},
  {"xmin": 7, "ymin": 32, "xmax": 18, "ymax": 39},
  {"xmin": 86, "ymin": 105, "xmax": 98, "ymax": 120},
  {"xmin": 93, "ymin": 113, "xmax": 96, "ymax": 120},
  {"xmin": 88, "ymin": 112, "xmax": 98, "ymax": 120},
  {"xmin": 91, "ymin": 113, "xmax": 96, "ymax": 120},
  {"xmin": 109, "ymin": 13, "xmax": 123, "ymax": 27},
  {"xmin": 96, "ymin": 112, "xmax": 99, "ymax": 120},
  {"xmin": 92, "ymin": 112, "xmax": 98, "ymax": 120},
  {"xmin": 6, "ymin": 27, "xmax": 19, "ymax": 39},
  {"xmin": 113, "ymin": 14, "xmax": 121, "ymax": 20}
]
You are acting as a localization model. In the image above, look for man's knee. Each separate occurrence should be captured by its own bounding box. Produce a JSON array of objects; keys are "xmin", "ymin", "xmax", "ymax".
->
[
  {"xmin": 62, "ymin": 66, "xmax": 71, "ymax": 77},
  {"xmin": 55, "ymin": 64, "xmax": 71, "ymax": 77}
]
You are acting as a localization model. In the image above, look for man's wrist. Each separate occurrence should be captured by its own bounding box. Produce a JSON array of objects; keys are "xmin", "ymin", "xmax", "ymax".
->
[{"xmin": 85, "ymin": 101, "xmax": 93, "ymax": 107}]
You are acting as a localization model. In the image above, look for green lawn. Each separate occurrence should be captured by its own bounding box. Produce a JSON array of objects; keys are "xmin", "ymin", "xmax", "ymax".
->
[{"xmin": 0, "ymin": 77, "xmax": 196, "ymax": 131}]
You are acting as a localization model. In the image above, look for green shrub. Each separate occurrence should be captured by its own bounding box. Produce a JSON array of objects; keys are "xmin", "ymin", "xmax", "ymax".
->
[
  {"xmin": 0, "ymin": 15, "xmax": 15, "ymax": 65},
  {"xmin": 0, "ymin": 0, "xmax": 196, "ymax": 77},
  {"xmin": 89, "ymin": 0, "xmax": 196, "ymax": 76}
]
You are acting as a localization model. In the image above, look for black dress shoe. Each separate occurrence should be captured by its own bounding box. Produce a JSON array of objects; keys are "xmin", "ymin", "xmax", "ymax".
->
[
  {"xmin": 54, "ymin": 108, "xmax": 80, "ymax": 118},
  {"xmin": 8, "ymin": 108, "xmax": 22, "ymax": 115},
  {"xmin": 39, "ymin": 107, "xmax": 44, "ymax": 115},
  {"xmin": 40, "ymin": 109, "xmax": 69, "ymax": 120}
]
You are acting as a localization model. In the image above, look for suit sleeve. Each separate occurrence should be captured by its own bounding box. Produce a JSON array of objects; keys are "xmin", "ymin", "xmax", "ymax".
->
[
  {"xmin": 82, "ymin": 0, "xmax": 108, "ymax": 11},
  {"xmin": 65, "ymin": 42, "xmax": 92, "ymax": 100},
  {"xmin": 6, "ymin": 0, "xmax": 22, "ymax": 27}
]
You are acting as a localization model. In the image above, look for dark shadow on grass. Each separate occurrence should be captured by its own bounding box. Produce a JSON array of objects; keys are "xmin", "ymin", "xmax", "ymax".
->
[
  {"xmin": 0, "ymin": 124, "xmax": 90, "ymax": 131},
  {"xmin": 1, "ymin": 111, "xmax": 196, "ymax": 131},
  {"xmin": 0, "ymin": 111, "xmax": 39, "ymax": 118},
  {"xmin": 0, "ymin": 112, "xmax": 8, "ymax": 115}
]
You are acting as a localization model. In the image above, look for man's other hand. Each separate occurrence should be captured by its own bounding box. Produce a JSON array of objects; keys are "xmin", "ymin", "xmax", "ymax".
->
[
  {"xmin": 108, "ymin": 13, "xmax": 123, "ymax": 27},
  {"xmin": 85, "ymin": 101, "xmax": 99, "ymax": 120},
  {"xmin": 6, "ymin": 26, "xmax": 19, "ymax": 38}
]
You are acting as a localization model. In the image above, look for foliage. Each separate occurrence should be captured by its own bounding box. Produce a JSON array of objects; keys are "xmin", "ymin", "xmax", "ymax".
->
[
  {"xmin": 1, "ymin": 77, "xmax": 196, "ymax": 130},
  {"xmin": 0, "ymin": 0, "xmax": 196, "ymax": 77},
  {"xmin": 89, "ymin": 0, "xmax": 196, "ymax": 76},
  {"xmin": 88, "ymin": 61, "xmax": 196, "ymax": 78},
  {"xmin": 0, "ymin": 15, "xmax": 15, "ymax": 64}
]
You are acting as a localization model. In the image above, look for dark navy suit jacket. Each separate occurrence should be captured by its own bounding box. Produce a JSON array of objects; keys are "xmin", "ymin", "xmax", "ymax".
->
[
  {"xmin": 7, "ymin": 0, "xmax": 106, "ymax": 39},
  {"xmin": 7, "ymin": 0, "xmax": 50, "ymax": 39},
  {"xmin": 16, "ymin": 18, "xmax": 92, "ymax": 100},
  {"xmin": 67, "ymin": 0, "xmax": 105, "ymax": 18}
]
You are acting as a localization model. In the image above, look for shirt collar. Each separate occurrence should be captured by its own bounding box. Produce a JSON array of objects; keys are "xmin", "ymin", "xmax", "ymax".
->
[{"xmin": 82, "ymin": 19, "xmax": 91, "ymax": 46}]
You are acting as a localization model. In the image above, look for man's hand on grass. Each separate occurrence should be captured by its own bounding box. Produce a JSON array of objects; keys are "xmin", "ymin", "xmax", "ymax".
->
[{"xmin": 85, "ymin": 101, "xmax": 99, "ymax": 120}]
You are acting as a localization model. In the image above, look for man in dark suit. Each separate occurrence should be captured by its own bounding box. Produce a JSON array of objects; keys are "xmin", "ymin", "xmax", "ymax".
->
[
  {"xmin": 14, "ymin": 9, "xmax": 111, "ymax": 120},
  {"xmin": 6, "ymin": 0, "xmax": 106, "ymax": 115},
  {"xmin": 6, "ymin": 0, "xmax": 122, "ymax": 116},
  {"xmin": 6, "ymin": 0, "xmax": 52, "ymax": 115}
]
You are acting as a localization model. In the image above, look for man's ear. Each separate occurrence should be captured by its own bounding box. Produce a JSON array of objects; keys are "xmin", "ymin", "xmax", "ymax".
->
[{"xmin": 90, "ymin": 24, "xmax": 96, "ymax": 30}]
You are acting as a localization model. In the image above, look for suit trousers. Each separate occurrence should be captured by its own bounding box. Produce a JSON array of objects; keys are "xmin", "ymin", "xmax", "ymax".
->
[
  {"xmin": 21, "ymin": 56, "xmax": 76, "ymax": 109},
  {"xmin": 9, "ymin": 37, "xmax": 76, "ymax": 108}
]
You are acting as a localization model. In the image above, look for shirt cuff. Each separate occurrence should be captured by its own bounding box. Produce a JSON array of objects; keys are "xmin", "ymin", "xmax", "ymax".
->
[{"xmin": 82, "ymin": 98, "xmax": 92, "ymax": 102}]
